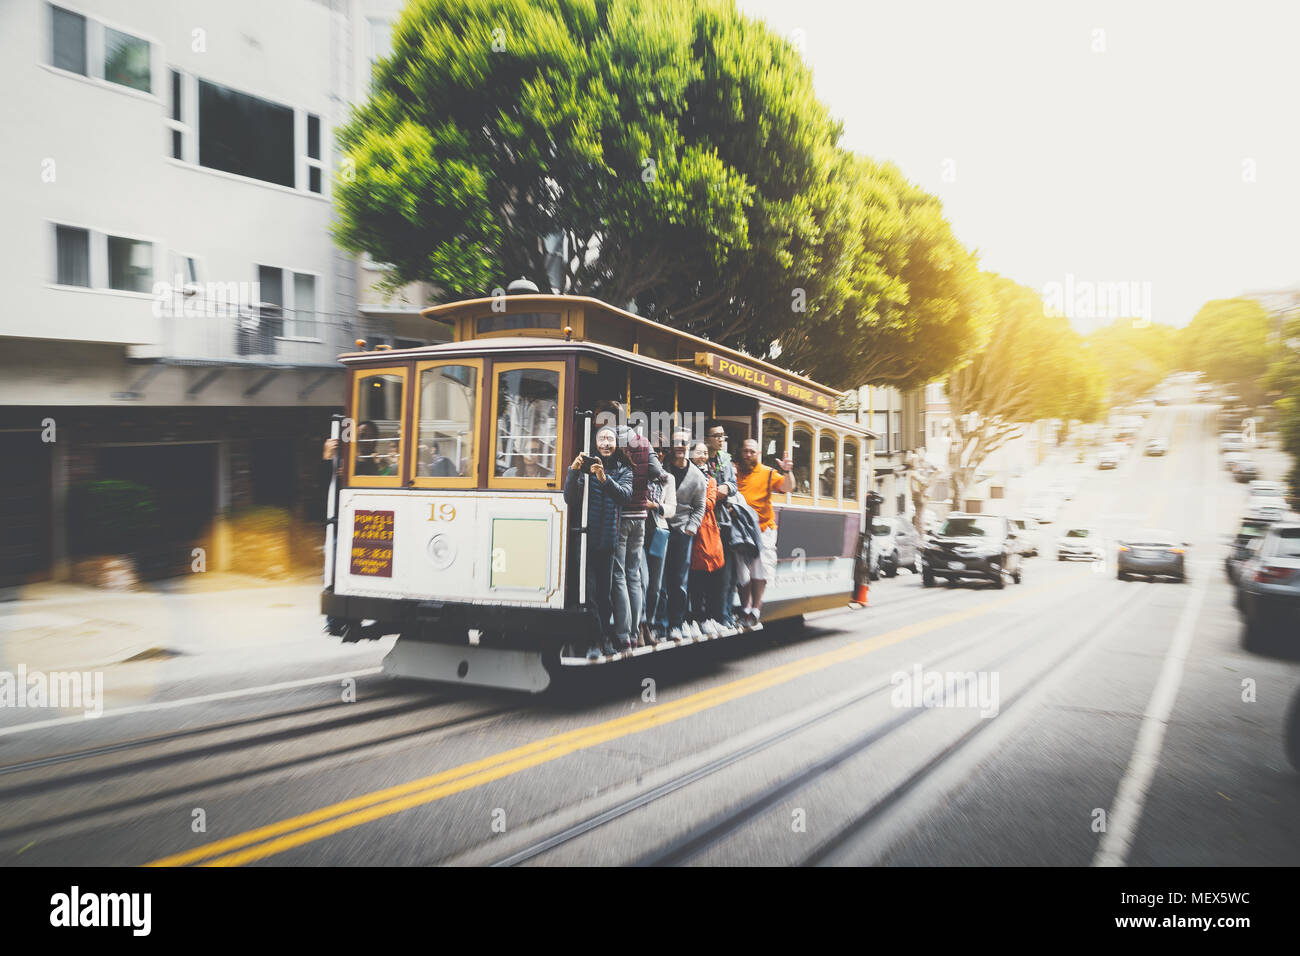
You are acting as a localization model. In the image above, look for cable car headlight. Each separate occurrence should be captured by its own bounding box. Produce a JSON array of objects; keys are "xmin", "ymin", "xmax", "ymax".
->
[{"xmin": 427, "ymin": 533, "xmax": 457, "ymax": 570}]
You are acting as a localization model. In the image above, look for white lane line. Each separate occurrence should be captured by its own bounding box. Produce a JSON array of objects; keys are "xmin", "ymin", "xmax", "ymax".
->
[
  {"xmin": 1092, "ymin": 578, "xmax": 1208, "ymax": 867},
  {"xmin": 0, "ymin": 667, "xmax": 383, "ymax": 739}
]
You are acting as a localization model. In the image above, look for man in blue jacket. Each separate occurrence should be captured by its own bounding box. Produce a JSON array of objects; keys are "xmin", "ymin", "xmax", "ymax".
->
[{"xmin": 565, "ymin": 425, "xmax": 633, "ymax": 659}]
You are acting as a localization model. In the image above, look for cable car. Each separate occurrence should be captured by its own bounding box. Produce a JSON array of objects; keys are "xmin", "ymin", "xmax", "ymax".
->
[{"xmin": 321, "ymin": 293, "xmax": 878, "ymax": 692}]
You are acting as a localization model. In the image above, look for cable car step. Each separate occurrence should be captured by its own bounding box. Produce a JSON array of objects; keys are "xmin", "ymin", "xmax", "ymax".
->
[{"xmin": 382, "ymin": 638, "xmax": 551, "ymax": 693}]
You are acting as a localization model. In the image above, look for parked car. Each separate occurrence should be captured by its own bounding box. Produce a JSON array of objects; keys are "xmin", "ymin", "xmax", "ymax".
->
[
  {"xmin": 1223, "ymin": 451, "xmax": 1249, "ymax": 472},
  {"xmin": 870, "ymin": 516, "xmax": 924, "ymax": 578},
  {"xmin": 1144, "ymin": 438, "xmax": 1168, "ymax": 456},
  {"xmin": 1226, "ymin": 518, "xmax": 1273, "ymax": 585},
  {"xmin": 1233, "ymin": 459, "xmax": 1260, "ymax": 483},
  {"xmin": 1098, "ymin": 448, "xmax": 1120, "ymax": 470},
  {"xmin": 1009, "ymin": 516, "xmax": 1042, "ymax": 556},
  {"xmin": 921, "ymin": 514, "xmax": 1024, "ymax": 588},
  {"xmin": 1057, "ymin": 527, "xmax": 1104, "ymax": 561},
  {"xmin": 1237, "ymin": 522, "xmax": 1300, "ymax": 653},
  {"xmin": 1249, "ymin": 480, "xmax": 1287, "ymax": 498},
  {"xmin": 1245, "ymin": 495, "xmax": 1290, "ymax": 523},
  {"xmin": 1116, "ymin": 529, "xmax": 1188, "ymax": 582},
  {"xmin": 1220, "ymin": 432, "xmax": 1246, "ymax": 454}
]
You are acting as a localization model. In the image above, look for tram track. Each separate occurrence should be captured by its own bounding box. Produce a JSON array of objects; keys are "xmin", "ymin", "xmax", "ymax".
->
[
  {"xmin": 0, "ymin": 696, "xmax": 519, "ymax": 844},
  {"xmin": 482, "ymin": 574, "xmax": 1145, "ymax": 866}
]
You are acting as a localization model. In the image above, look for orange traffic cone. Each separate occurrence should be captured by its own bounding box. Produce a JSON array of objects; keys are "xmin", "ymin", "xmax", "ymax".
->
[{"xmin": 854, "ymin": 582, "xmax": 869, "ymax": 605}]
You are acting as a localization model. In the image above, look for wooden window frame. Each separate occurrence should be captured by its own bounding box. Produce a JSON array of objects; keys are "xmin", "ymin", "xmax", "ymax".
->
[
  {"xmin": 760, "ymin": 412, "xmax": 790, "ymax": 505},
  {"xmin": 347, "ymin": 364, "xmax": 410, "ymax": 489},
  {"xmin": 789, "ymin": 421, "xmax": 816, "ymax": 507},
  {"xmin": 411, "ymin": 358, "xmax": 484, "ymax": 490},
  {"xmin": 842, "ymin": 436, "xmax": 861, "ymax": 511},
  {"xmin": 815, "ymin": 428, "xmax": 840, "ymax": 510},
  {"xmin": 488, "ymin": 360, "xmax": 566, "ymax": 490}
]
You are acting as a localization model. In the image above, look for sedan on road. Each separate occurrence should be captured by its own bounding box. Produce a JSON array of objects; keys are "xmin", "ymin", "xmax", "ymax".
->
[
  {"xmin": 1226, "ymin": 518, "xmax": 1272, "ymax": 585},
  {"xmin": 1057, "ymin": 527, "xmax": 1104, "ymax": 561},
  {"xmin": 922, "ymin": 514, "xmax": 1024, "ymax": 589},
  {"xmin": 1237, "ymin": 522, "xmax": 1300, "ymax": 654},
  {"xmin": 1116, "ymin": 530, "xmax": 1188, "ymax": 582},
  {"xmin": 1245, "ymin": 495, "xmax": 1290, "ymax": 523},
  {"xmin": 1010, "ymin": 516, "xmax": 1042, "ymax": 556},
  {"xmin": 1144, "ymin": 438, "xmax": 1168, "ymax": 456}
]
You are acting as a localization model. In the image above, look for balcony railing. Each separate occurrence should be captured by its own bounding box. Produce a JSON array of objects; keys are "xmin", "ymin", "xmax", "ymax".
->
[{"xmin": 155, "ymin": 301, "xmax": 354, "ymax": 367}]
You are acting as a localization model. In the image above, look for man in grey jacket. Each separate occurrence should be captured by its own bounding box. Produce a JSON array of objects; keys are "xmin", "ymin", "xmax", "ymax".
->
[{"xmin": 652, "ymin": 429, "xmax": 707, "ymax": 640}]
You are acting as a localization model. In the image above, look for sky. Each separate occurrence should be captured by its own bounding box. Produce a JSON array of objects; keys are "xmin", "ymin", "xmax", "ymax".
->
[{"xmin": 734, "ymin": 0, "xmax": 1300, "ymax": 331}]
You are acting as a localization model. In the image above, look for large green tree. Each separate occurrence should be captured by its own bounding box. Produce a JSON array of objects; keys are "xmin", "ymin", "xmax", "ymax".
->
[
  {"xmin": 335, "ymin": 0, "xmax": 838, "ymax": 340},
  {"xmin": 1264, "ymin": 314, "xmax": 1300, "ymax": 499}
]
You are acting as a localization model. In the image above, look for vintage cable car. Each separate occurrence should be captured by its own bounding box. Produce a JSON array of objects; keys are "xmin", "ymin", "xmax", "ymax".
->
[{"xmin": 321, "ymin": 293, "xmax": 878, "ymax": 691}]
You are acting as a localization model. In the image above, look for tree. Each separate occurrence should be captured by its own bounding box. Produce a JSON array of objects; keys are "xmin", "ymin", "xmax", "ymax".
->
[
  {"xmin": 1264, "ymin": 314, "xmax": 1300, "ymax": 500},
  {"xmin": 1180, "ymin": 298, "xmax": 1276, "ymax": 404},
  {"xmin": 944, "ymin": 274, "xmax": 1106, "ymax": 507},
  {"xmin": 334, "ymin": 0, "xmax": 839, "ymax": 337},
  {"xmin": 772, "ymin": 155, "xmax": 994, "ymax": 390}
]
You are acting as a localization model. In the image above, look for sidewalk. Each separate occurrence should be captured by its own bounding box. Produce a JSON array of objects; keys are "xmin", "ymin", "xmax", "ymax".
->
[{"xmin": 0, "ymin": 571, "xmax": 340, "ymax": 673}]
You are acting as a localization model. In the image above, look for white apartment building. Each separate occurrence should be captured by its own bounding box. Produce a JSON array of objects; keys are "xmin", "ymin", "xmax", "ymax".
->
[{"xmin": 0, "ymin": 0, "xmax": 443, "ymax": 585}]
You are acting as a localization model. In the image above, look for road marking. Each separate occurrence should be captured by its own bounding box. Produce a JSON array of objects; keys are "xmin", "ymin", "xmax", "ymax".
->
[
  {"xmin": 147, "ymin": 579, "xmax": 1080, "ymax": 867},
  {"xmin": 1092, "ymin": 576, "xmax": 1208, "ymax": 867},
  {"xmin": 0, "ymin": 669, "xmax": 383, "ymax": 739}
]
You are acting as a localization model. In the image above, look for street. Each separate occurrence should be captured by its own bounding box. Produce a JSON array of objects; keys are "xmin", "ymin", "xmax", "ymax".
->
[{"xmin": 0, "ymin": 402, "xmax": 1295, "ymax": 866}]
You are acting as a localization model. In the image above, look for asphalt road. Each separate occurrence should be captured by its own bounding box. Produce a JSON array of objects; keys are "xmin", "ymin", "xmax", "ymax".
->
[{"xmin": 1, "ymin": 402, "xmax": 1297, "ymax": 866}]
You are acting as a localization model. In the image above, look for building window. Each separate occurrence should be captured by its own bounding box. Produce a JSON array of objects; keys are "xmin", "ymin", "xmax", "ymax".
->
[
  {"xmin": 50, "ymin": 5, "xmax": 86, "ymax": 75},
  {"xmin": 165, "ymin": 69, "xmax": 191, "ymax": 160},
  {"xmin": 257, "ymin": 265, "xmax": 319, "ymax": 337},
  {"xmin": 817, "ymin": 432, "xmax": 838, "ymax": 501},
  {"xmin": 54, "ymin": 225, "xmax": 90, "ymax": 287},
  {"xmin": 842, "ymin": 438, "xmax": 859, "ymax": 501},
  {"xmin": 107, "ymin": 236, "xmax": 153, "ymax": 292},
  {"xmin": 305, "ymin": 114, "xmax": 323, "ymax": 194},
  {"xmin": 199, "ymin": 80, "xmax": 295, "ymax": 188},
  {"xmin": 49, "ymin": 6, "xmax": 152, "ymax": 92},
  {"xmin": 104, "ymin": 26, "xmax": 150, "ymax": 92}
]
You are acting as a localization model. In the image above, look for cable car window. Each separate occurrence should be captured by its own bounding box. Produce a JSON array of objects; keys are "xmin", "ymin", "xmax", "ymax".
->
[
  {"xmin": 761, "ymin": 415, "xmax": 786, "ymax": 470},
  {"xmin": 494, "ymin": 366, "xmax": 559, "ymax": 479},
  {"xmin": 416, "ymin": 363, "xmax": 478, "ymax": 480},
  {"xmin": 476, "ymin": 312, "xmax": 561, "ymax": 335},
  {"xmin": 818, "ymin": 432, "xmax": 838, "ymax": 500},
  {"xmin": 842, "ymin": 438, "xmax": 859, "ymax": 501},
  {"xmin": 352, "ymin": 371, "xmax": 406, "ymax": 481},
  {"xmin": 791, "ymin": 425, "xmax": 814, "ymax": 496}
]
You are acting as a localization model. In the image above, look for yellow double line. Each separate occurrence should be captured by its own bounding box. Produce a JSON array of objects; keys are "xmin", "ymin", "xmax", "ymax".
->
[{"xmin": 146, "ymin": 579, "xmax": 1071, "ymax": 866}]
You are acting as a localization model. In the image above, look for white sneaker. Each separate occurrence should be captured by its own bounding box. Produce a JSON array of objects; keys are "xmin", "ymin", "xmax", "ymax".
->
[
  {"xmin": 669, "ymin": 626, "xmax": 684, "ymax": 642},
  {"xmin": 688, "ymin": 621, "xmax": 704, "ymax": 641},
  {"xmin": 701, "ymin": 620, "xmax": 719, "ymax": 638}
]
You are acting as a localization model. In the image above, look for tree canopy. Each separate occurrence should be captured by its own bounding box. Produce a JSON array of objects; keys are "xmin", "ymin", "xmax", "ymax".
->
[
  {"xmin": 334, "ymin": 0, "xmax": 989, "ymax": 390},
  {"xmin": 1179, "ymin": 298, "xmax": 1276, "ymax": 403}
]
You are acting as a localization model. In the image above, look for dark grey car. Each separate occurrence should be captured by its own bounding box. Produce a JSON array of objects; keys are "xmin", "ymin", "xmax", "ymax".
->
[
  {"xmin": 1116, "ymin": 529, "xmax": 1187, "ymax": 582},
  {"xmin": 922, "ymin": 514, "xmax": 1023, "ymax": 589},
  {"xmin": 1237, "ymin": 522, "xmax": 1300, "ymax": 654}
]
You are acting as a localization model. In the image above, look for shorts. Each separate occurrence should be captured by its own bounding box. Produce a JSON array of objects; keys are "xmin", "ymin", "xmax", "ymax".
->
[{"xmin": 735, "ymin": 527, "xmax": 778, "ymax": 585}]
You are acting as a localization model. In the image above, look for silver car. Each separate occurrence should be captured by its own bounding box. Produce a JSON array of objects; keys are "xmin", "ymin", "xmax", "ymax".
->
[
  {"xmin": 1057, "ymin": 527, "xmax": 1103, "ymax": 561},
  {"xmin": 1116, "ymin": 529, "xmax": 1187, "ymax": 582},
  {"xmin": 1237, "ymin": 522, "xmax": 1300, "ymax": 654}
]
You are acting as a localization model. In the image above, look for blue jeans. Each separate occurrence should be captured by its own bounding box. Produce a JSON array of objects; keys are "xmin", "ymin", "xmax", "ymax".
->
[
  {"xmin": 644, "ymin": 528, "xmax": 667, "ymax": 634},
  {"xmin": 718, "ymin": 544, "xmax": 737, "ymax": 625},
  {"xmin": 656, "ymin": 530, "xmax": 694, "ymax": 630},
  {"xmin": 612, "ymin": 516, "xmax": 645, "ymax": 644}
]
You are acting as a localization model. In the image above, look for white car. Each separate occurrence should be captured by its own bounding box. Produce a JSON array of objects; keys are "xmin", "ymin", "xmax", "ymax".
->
[
  {"xmin": 1249, "ymin": 480, "xmax": 1287, "ymax": 498},
  {"xmin": 1246, "ymin": 496, "xmax": 1290, "ymax": 522},
  {"xmin": 1057, "ymin": 527, "xmax": 1104, "ymax": 561},
  {"xmin": 1009, "ymin": 516, "xmax": 1043, "ymax": 556}
]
